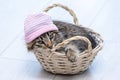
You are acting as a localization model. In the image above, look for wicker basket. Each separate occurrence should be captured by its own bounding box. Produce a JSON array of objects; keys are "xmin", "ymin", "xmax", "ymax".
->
[{"xmin": 34, "ymin": 4, "xmax": 103, "ymax": 74}]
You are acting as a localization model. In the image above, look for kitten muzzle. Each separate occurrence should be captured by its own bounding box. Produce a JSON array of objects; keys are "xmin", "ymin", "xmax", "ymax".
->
[{"xmin": 46, "ymin": 41, "xmax": 53, "ymax": 49}]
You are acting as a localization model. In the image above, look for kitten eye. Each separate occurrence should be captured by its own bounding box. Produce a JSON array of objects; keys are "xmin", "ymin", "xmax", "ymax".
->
[
  {"xmin": 35, "ymin": 37, "xmax": 43, "ymax": 44},
  {"xmin": 49, "ymin": 35, "xmax": 53, "ymax": 39},
  {"xmin": 49, "ymin": 32, "xmax": 56, "ymax": 39},
  {"xmin": 36, "ymin": 40, "xmax": 42, "ymax": 44},
  {"xmin": 46, "ymin": 32, "xmax": 50, "ymax": 36},
  {"xmin": 50, "ymin": 34, "xmax": 56, "ymax": 40}
]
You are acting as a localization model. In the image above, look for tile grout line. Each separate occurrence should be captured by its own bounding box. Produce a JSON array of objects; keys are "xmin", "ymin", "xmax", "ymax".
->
[
  {"xmin": 0, "ymin": 56, "xmax": 38, "ymax": 63},
  {"xmin": 0, "ymin": 30, "xmax": 23, "ymax": 55},
  {"xmin": 52, "ymin": 74, "xmax": 56, "ymax": 80},
  {"xmin": 88, "ymin": 0, "xmax": 110, "ymax": 27}
]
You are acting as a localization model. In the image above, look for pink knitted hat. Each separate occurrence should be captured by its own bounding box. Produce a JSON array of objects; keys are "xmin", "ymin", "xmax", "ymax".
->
[{"xmin": 24, "ymin": 12, "xmax": 58, "ymax": 43}]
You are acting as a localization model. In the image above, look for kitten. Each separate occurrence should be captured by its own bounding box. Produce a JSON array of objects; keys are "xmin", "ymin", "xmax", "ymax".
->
[{"xmin": 26, "ymin": 21, "xmax": 96, "ymax": 62}]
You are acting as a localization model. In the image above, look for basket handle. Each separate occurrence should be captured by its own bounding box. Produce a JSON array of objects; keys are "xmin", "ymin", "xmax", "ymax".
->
[
  {"xmin": 51, "ymin": 36, "xmax": 92, "ymax": 53},
  {"xmin": 43, "ymin": 3, "xmax": 78, "ymax": 25}
]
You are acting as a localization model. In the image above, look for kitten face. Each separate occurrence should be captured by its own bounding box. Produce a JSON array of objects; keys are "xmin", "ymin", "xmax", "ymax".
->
[
  {"xmin": 40, "ymin": 31, "xmax": 56, "ymax": 49},
  {"xmin": 26, "ymin": 31, "xmax": 58, "ymax": 51}
]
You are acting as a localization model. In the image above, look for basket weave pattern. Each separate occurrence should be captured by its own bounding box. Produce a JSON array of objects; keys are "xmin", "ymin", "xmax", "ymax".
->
[{"xmin": 33, "ymin": 4, "xmax": 103, "ymax": 74}]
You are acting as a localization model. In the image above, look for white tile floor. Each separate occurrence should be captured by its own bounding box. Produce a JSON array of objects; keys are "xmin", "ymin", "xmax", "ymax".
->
[{"xmin": 0, "ymin": 0, "xmax": 120, "ymax": 80}]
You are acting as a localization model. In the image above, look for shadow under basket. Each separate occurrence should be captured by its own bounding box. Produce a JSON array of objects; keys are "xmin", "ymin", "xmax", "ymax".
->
[{"xmin": 34, "ymin": 4, "xmax": 103, "ymax": 74}]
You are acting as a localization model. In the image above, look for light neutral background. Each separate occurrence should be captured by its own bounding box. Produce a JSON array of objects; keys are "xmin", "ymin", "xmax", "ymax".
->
[{"xmin": 0, "ymin": 0, "xmax": 120, "ymax": 80}]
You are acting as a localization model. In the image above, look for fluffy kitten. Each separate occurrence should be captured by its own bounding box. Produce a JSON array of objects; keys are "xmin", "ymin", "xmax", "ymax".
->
[{"xmin": 26, "ymin": 21, "xmax": 96, "ymax": 62}]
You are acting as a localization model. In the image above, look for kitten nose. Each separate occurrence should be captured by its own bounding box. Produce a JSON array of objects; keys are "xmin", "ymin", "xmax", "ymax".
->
[{"xmin": 47, "ymin": 42, "xmax": 52, "ymax": 49}]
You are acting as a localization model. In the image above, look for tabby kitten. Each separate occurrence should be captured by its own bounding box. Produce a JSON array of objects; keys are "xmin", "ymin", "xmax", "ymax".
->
[{"xmin": 26, "ymin": 21, "xmax": 96, "ymax": 62}]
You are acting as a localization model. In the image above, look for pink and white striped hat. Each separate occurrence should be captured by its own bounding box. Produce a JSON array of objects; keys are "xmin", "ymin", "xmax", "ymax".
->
[{"xmin": 24, "ymin": 12, "xmax": 58, "ymax": 43}]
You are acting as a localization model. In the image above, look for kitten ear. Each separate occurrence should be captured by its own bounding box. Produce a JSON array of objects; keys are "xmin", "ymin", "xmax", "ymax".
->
[{"xmin": 26, "ymin": 40, "xmax": 36, "ymax": 51}]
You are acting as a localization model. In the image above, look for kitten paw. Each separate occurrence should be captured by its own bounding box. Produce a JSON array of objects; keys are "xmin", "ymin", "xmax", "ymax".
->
[
  {"xmin": 68, "ymin": 55, "xmax": 77, "ymax": 62},
  {"xmin": 65, "ymin": 48, "xmax": 77, "ymax": 62}
]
